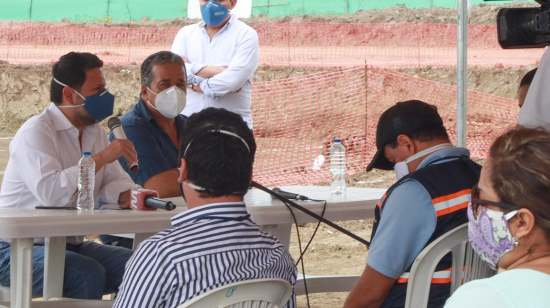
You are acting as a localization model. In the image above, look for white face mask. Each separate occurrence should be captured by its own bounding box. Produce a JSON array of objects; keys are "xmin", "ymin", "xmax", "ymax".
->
[
  {"xmin": 394, "ymin": 143, "xmax": 453, "ymax": 180},
  {"xmin": 146, "ymin": 86, "xmax": 186, "ymax": 119}
]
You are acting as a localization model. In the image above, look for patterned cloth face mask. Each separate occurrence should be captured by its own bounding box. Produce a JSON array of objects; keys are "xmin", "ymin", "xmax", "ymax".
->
[{"xmin": 467, "ymin": 201, "xmax": 518, "ymax": 270}]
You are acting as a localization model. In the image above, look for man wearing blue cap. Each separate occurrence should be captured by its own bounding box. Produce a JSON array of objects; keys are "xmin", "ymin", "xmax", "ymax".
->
[
  {"xmin": 345, "ymin": 100, "xmax": 481, "ymax": 308},
  {"xmin": 171, "ymin": 0, "xmax": 259, "ymax": 129}
]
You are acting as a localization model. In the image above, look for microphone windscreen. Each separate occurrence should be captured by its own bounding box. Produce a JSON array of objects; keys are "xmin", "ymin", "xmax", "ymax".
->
[{"xmin": 107, "ymin": 117, "xmax": 122, "ymax": 130}]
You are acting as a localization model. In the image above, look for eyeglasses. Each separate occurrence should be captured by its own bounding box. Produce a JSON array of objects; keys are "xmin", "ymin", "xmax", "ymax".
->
[{"xmin": 471, "ymin": 184, "xmax": 521, "ymax": 216}]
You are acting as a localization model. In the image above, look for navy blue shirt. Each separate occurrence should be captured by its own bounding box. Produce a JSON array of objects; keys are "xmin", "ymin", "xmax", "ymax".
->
[{"xmin": 110, "ymin": 99, "xmax": 187, "ymax": 186}]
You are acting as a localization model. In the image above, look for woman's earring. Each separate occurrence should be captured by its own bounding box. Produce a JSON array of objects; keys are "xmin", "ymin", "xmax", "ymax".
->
[{"xmin": 514, "ymin": 240, "xmax": 520, "ymax": 247}]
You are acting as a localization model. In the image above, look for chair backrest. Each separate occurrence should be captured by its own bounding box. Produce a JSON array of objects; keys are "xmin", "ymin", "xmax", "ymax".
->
[
  {"xmin": 0, "ymin": 286, "xmax": 9, "ymax": 302},
  {"xmin": 404, "ymin": 223, "xmax": 496, "ymax": 308},
  {"xmin": 177, "ymin": 278, "xmax": 293, "ymax": 308}
]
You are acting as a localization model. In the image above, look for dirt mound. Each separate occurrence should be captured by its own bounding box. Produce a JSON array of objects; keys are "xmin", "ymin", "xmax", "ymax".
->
[{"xmin": 0, "ymin": 63, "xmax": 533, "ymax": 133}]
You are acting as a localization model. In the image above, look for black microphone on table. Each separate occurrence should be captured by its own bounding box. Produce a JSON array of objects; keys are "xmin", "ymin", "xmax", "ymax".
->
[
  {"xmin": 145, "ymin": 196, "xmax": 176, "ymax": 211},
  {"xmin": 108, "ymin": 117, "xmax": 139, "ymax": 172},
  {"xmin": 272, "ymin": 187, "xmax": 309, "ymax": 201}
]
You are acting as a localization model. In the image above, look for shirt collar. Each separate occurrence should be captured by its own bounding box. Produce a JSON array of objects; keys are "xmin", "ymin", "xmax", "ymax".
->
[
  {"xmin": 171, "ymin": 202, "xmax": 247, "ymax": 227},
  {"xmin": 136, "ymin": 98, "xmax": 156, "ymax": 123},
  {"xmin": 418, "ymin": 147, "xmax": 470, "ymax": 169},
  {"xmin": 47, "ymin": 102, "xmax": 80, "ymax": 131}
]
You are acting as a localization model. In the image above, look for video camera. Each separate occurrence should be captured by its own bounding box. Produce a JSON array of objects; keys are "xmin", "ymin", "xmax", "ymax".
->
[{"xmin": 497, "ymin": 0, "xmax": 550, "ymax": 48}]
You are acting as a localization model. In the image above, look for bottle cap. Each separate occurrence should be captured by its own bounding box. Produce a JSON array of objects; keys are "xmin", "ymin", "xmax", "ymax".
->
[
  {"xmin": 83, "ymin": 152, "xmax": 91, "ymax": 156},
  {"xmin": 333, "ymin": 139, "xmax": 341, "ymax": 142}
]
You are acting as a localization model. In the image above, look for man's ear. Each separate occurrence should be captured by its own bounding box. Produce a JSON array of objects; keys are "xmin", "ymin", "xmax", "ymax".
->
[
  {"xmin": 178, "ymin": 158, "xmax": 188, "ymax": 182},
  {"xmin": 229, "ymin": 0, "xmax": 238, "ymax": 10},
  {"xmin": 141, "ymin": 85, "xmax": 149, "ymax": 103},
  {"xmin": 62, "ymin": 87, "xmax": 75, "ymax": 104},
  {"xmin": 396, "ymin": 134, "xmax": 415, "ymax": 152}
]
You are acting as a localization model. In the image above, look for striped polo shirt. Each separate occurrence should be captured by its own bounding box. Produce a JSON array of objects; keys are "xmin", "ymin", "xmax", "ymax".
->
[{"xmin": 114, "ymin": 202, "xmax": 297, "ymax": 308}]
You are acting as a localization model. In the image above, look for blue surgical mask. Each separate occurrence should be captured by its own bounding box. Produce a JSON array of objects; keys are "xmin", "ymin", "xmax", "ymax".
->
[
  {"xmin": 201, "ymin": 1, "xmax": 229, "ymax": 27},
  {"xmin": 54, "ymin": 78, "xmax": 115, "ymax": 122}
]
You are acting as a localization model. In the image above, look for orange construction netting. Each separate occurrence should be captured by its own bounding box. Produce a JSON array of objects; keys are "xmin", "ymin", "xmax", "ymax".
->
[
  {"xmin": 0, "ymin": 21, "xmax": 543, "ymax": 67},
  {"xmin": 252, "ymin": 66, "xmax": 517, "ymax": 186},
  {"xmin": 0, "ymin": 21, "xmax": 522, "ymax": 186}
]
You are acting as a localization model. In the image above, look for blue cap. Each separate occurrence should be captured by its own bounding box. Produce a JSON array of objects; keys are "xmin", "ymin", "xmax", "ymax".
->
[
  {"xmin": 334, "ymin": 139, "xmax": 342, "ymax": 142},
  {"xmin": 83, "ymin": 152, "xmax": 91, "ymax": 156}
]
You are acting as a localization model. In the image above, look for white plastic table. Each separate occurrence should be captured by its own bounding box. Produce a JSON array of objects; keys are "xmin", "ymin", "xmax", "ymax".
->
[{"xmin": 0, "ymin": 186, "xmax": 385, "ymax": 308}]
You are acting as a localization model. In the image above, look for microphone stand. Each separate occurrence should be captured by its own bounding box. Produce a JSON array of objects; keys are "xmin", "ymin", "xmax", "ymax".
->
[{"xmin": 251, "ymin": 181, "xmax": 371, "ymax": 247}]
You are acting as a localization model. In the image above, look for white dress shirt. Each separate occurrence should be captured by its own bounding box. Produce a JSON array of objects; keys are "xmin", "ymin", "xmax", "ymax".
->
[
  {"xmin": 171, "ymin": 14, "xmax": 259, "ymax": 128},
  {"xmin": 0, "ymin": 103, "xmax": 135, "ymax": 244},
  {"xmin": 518, "ymin": 48, "xmax": 550, "ymax": 130}
]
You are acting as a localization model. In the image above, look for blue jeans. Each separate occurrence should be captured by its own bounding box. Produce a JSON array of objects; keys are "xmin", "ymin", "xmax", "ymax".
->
[{"xmin": 0, "ymin": 241, "xmax": 133, "ymax": 299}]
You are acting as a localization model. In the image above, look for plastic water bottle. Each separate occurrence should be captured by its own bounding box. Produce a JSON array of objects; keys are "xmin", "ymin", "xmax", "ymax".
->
[
  {"xmin": 329, "ymin": 139, "xmax": 346, "ymax": 194},
  {"xmin": 77, "ymin": 152, "xmax": 95, "ymax": 211}
]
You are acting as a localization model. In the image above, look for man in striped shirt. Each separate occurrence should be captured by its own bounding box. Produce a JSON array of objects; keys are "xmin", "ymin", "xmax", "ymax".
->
[{"xmin": 114, "ymin": 107, "xmax": 297, "ymax": 308}]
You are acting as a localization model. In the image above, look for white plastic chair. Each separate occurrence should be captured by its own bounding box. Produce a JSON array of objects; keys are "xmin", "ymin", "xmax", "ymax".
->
[
  {"xmin": 404, "ymin": 223, "xmax": 496, "ymax": 308},
  {"xmin": 177, "ymin": 278, "xmax": 293, "ymax": 308}
]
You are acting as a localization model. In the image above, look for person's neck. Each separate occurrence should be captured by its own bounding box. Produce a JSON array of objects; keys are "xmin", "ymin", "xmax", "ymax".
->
[
  {"xmin": 143, "ymin": 98, "xmax": 176, "ymax": 131},
  {"xmin": 205, "ymin": 16, "xmax": 231, "ymax": 37},
  {"xmin": 58, "ymin": 104, "xmax": 85, "ymax": 135},
  {"xmin": 186, "ymin": 194, "xmax": 244, "ymax": 210},
  {"xmin": 508, "ymin": 251, "xmax": 550, "ymax": 275},
  {"xmin": 407, "ymin": 139, "xmax": 452, "ymax": 171}
]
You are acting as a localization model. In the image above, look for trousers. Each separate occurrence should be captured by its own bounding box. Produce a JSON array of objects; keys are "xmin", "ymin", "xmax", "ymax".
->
[{"xmin": 0, "ymin": 241, "xmax": 133, "ymax": 299}]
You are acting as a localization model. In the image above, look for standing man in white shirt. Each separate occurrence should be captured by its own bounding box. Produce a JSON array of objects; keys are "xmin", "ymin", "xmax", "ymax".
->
[
  {"xmin": 0, "ymin": 52, "xmax": 138, "ymax": 299},
  {"xmin": 171, "ymin": 0, "xmax": 259, "ymax": 128}
]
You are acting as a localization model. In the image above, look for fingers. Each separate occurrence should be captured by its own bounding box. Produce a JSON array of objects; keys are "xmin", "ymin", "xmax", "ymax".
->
[{"xmin": 104, "ymin": 139, "xmax": 138, "ymax": 166}]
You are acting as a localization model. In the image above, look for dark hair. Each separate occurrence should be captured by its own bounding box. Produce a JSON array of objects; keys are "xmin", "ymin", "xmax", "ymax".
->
[
  {"xmin": 50, "ymin": 52, "xmax": 103, "ymax": 104},
  {"xmin": 141, "ymin": 51, "xmax": 186, "ymax": 87},
  {"xmin": 519, "ymin": 68, "xmax": 537, "ymax": 89},
  {"xmin": 387, "ymin": 124, "xmax": 450, "ymax": 149},
  {"xmin": 489, "ymin": 127, "xmax": 550, "ymax": 241},
  {"xmin": 179, "ymin": 108, "xmax": 256, "ymax": 198}
]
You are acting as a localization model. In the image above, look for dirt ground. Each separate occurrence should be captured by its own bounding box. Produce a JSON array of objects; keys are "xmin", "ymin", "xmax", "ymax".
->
[{"xmin": 0, "ymin": 3, "xmax": 529, "ymax": 307}]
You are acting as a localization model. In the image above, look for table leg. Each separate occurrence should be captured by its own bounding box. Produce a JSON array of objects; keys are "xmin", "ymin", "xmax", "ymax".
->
[
  {"xmin": 10, "ymin": 238, "xmax": 34, "ymax": 308},
  {"xmin": 261, "ymin": 224, "xmax": 291, "ymax": 251},
  {"xmin": 43, "ymin": 237, "xmax": 66, "ymax": 300}
]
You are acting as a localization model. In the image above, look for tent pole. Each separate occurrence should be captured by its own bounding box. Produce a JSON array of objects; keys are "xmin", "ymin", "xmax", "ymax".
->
[{"xmin": 457, "ymin": 0, "xmax": 468, "ymax": 147}]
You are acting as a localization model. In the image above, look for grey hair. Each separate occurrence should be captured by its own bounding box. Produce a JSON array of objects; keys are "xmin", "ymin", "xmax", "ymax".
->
[{"xmin": 140, "ymin": 51, "xmax": 186, "ymax": 87}]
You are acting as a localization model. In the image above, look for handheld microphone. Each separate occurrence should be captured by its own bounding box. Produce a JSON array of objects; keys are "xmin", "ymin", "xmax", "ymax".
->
[
  {"xmin": 145, "ymin": 196, "xmax": 176, "ymax": 211},
  {"xmin": 108, "ymin": 117, "xmax": 139, "ymax": 172},
  {"xmin": 272, "ymin": 187, "xmax": 309, "ymax": 201}
]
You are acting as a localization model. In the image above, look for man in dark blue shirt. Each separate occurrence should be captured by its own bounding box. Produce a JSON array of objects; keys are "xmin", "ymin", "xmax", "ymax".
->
[{"xmin": 111, "ymin": 51, "xmax": 187, "ymax": 198}]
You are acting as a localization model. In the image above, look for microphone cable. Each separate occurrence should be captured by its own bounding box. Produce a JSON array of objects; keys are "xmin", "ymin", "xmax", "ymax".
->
[
  {"xmin": 251, "ymin": 181, "xmax": 371, "ymax": 308},
  {"xmin": 252, "ymin": 181, "xmax": 313, "ymax": 308}
]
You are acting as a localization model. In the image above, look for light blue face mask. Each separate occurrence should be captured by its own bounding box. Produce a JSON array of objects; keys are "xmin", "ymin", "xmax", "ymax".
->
[
  {"xmin": 200, "ymin": 0, "xmax": 229, "ymax": 27},
  {"xmin": 54, "ymin": 78, "xmax": 114, "ymax": 122}
]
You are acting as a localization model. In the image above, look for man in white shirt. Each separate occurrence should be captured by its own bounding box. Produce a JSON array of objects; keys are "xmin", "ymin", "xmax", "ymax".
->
[
  {"xmin": 171, "ymin": 0, "xmax": 259, "ymax": 128},
  {"xmin": 0, "ymin": 52, "xmax": 138, "ymax": 299},
  {"xmin": 518, "ymin": 48, "xmax": 550, "ymax": 129}
]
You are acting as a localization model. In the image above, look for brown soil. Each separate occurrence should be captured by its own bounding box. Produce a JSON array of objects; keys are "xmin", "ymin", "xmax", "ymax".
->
[{"xmin": 0, "ymin": 3, "xmax": 525, "ymax": 306}]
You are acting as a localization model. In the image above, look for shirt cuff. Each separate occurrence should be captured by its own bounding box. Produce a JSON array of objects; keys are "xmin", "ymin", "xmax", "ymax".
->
[
  {"xmin": 60, "ymin": 165, "xmax": 79, "ymax": 199},
  {"xmin": 100, "ymin": 180, "xmax": 135, "ymax": 205},
  {"xmin": 200, "ymin": 78, "xmax": 216, "ymax": 98}
]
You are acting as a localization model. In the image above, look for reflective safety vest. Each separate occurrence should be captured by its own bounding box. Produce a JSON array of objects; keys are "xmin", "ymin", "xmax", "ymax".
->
[{"xmin": 370, "ymin": 155, "xmax": 481, "ymax": 308}]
